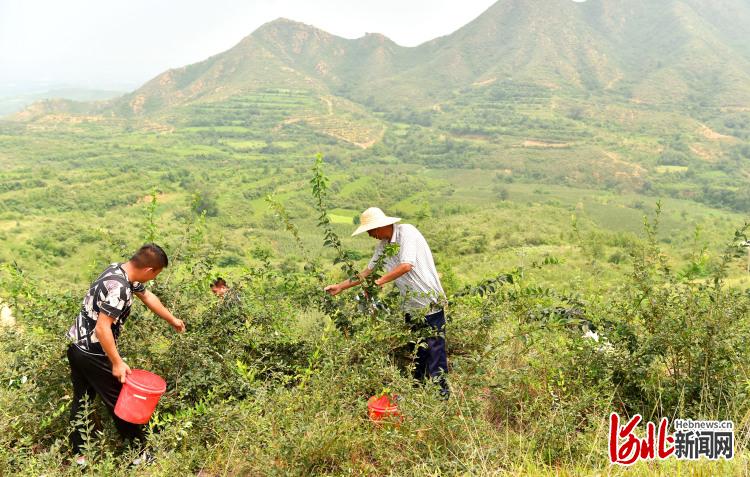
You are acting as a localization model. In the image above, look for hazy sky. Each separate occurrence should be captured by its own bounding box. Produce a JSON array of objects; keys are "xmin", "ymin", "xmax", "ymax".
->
[{"xmin": 0, "ymin": 0, "xmax": 497, "ymax": 91}]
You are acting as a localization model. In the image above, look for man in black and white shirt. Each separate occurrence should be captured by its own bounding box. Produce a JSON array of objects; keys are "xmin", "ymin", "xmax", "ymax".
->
[
  {"xmin": 325, "ymin": 207, "xmax": 449, "ymax": 398},
  {"xmin": 67, "ymin": 243, "xmax": 185, "ymax": 463}
]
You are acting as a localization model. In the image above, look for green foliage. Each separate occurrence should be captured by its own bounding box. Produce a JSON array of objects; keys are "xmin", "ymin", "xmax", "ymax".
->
[
  {"xmin": 3, "ymin": 160, "xmax": 750, "ymax": 475},
  {"xmin": 190, "ymin": 190, "xmax": 219, "ymax": 218}
]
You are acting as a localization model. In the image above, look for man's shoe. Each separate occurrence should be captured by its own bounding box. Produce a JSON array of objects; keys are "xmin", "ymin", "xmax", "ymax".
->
[
  {"xmin": 434, "ymin": 375, "xmax": 450, "ymax": 400},
  {"xmin": 130, "ymin": 450, "xmax": 155, "ymax": 467}
]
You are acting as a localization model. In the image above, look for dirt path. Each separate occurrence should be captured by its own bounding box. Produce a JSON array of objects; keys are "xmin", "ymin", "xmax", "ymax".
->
[
  {"xmin": 522, "ymin": 140, "xmax": 570, "ymax": 148},
  {"xmin": 320, "ymin": 96, "xmax": 333, "ymax": 115},
  {"xmin": 472, "ymin": 77, "xmax": 497, "ymax": 87},
  {"xmin": 689, "ymin": 144, "xmax": 714, "ymax": 161},
  {"xmin": 699, "ymin": 123, "xmax": 734, "ymax": 141}
]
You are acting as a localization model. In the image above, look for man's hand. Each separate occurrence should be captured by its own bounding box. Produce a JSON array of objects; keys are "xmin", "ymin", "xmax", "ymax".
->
[
  {"xmin": 170, "ymin": 318, "xmax": 186, "ymax": 333},
  {"xmin": 112, "ymin": 361, "xmax": 132, "ymax": 384},
  {"xmin": 136, "ymin": 290, "xmax": 185, "ymax": 333},
  {"xmin": 324, "ymin": 284, "xmax": 344, "ymax": 296},
  {"xmin": 325, "ymin": 269, "xmax": 372, "ymax": 296}
]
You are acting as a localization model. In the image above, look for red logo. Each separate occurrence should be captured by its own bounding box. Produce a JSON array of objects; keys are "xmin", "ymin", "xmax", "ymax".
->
[{"xmin": 609, "ymin": 413, "xmax": 675, "ymax": 465}]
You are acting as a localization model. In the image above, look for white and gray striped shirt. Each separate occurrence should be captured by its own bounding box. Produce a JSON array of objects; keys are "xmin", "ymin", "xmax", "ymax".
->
[{"xmin": 367, "ymin": 223, "xmax": 445, "ymax": 311}]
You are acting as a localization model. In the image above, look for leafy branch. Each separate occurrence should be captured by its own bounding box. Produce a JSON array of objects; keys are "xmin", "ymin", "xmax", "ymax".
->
[
  {"xmin": 310, "ymin": 154, "xmax": 359, "ymax": 280},
  {"xmin": 266, "ymin": 194, "xmax": 313, "ymax": 266},
  {"xmin": 451, "ymin": 270, "xmax": 516, "ymax": 299},
  {"xmin": 711, "ymin": 221, "xmax": 750, "ymax": 291}
]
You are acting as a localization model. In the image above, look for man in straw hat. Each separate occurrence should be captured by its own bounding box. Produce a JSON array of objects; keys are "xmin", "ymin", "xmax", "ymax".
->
[{"xmin": 325, "ymin": 207, "xmax": 449, "ymax": 398}]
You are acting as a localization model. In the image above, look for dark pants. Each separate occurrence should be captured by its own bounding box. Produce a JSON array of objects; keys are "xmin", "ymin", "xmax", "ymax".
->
[
  {"xmin": 406, "ymin": 308, "xmax": 449, "ymax": 396},
  {"xmin": 67, "ymin": 344, "xmax": 145, "ymax": 454}
]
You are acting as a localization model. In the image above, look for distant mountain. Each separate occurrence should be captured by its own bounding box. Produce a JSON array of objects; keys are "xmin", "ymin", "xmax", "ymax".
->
[
  {"xmin": 363, "ymin": 0, "xmax": 750, "ymax": 106},
  {"xmin": 14, "ymin": 0, "xmax": 750, "ymax": 118},
  {"xmin": 0, "ymin": 88, "xmax": 122, "ymax": 117},
  {"xmin": 104, "ymin": 18, "xmax": 422, "ymax": 116}
]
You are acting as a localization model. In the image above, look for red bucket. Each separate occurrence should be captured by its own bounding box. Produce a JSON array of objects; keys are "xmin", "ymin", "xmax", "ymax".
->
[
  {"xmin": 367, "ymin": 394, "xmax": 401, "ymax": 423},
  {"xmin": 114, "ymin": 369, "xmax": 166, "ymax": 424}
]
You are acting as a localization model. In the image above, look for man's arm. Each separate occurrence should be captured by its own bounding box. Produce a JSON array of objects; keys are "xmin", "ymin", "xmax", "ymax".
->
[
  {"xmin": 375, "ymin": 263, "xmax": 413, "ymax": 287},
  {"xmin": 324, "ymin": 268, "xmax": 373, "ymax": 296},
  {"xmin": 135, "ymin": 290, "xmax": 186, "ymax": 333},
  {"xmin": 95, "ymin": 313, "xmax": 130, "ymax": 383}
]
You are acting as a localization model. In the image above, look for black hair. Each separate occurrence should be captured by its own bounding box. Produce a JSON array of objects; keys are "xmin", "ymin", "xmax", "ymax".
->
[
  {"xmin": 211, "ymin": 277, "xmax": 227, "ymax": 288},
  {"xmin": 130, "ymin": 243, "xmax": 169, "ymax": 269}
]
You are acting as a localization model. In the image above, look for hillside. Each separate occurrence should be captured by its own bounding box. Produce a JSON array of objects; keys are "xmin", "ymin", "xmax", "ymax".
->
[
  {"xmin": 5, "ymin": 0, "xmax": 750, "ymax": 217},
  {"xmin": 4, "ymin": 0, "xmax": 750, "ymax": 266}
]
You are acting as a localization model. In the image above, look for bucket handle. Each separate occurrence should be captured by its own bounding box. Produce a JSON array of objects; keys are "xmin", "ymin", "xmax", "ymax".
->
[{"xmin": 133, "ymin": 394, "xmax": 148, "ymax": 400}]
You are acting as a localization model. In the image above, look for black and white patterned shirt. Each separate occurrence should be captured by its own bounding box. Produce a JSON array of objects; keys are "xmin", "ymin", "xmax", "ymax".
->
[{"xmin": 68, "ymin": 263, "xmax": 146, "ymax": 355}]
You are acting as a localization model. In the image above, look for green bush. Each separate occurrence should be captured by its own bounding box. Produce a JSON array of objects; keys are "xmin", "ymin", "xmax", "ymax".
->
[{"xmin": 1, "ymin": 163, "xmax": 749, "ymax": 475}]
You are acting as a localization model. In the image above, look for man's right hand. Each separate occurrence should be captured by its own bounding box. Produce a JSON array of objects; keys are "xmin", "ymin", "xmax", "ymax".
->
[
  {"xmin": 324, "ymin": 283, "xmax": 343, "ymax": 296},
  {"xmin": 112, "ymin": 361, "xmax": 132, "ymax": 384}
]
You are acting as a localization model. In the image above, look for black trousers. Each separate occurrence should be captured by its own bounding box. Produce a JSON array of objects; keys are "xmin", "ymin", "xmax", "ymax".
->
[
  {"xmin": 406, "ymin": 308, "xmax": 449, "ymax": 394},
  {"xmin": 67, "ymin": 344, "xmax": 145, "ymax": 454}
]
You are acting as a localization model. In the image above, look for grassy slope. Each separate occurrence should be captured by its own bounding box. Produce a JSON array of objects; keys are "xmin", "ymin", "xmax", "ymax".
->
[{"xmin": 0, "ymin": 102, "xmax": 747, "ymax": 292}]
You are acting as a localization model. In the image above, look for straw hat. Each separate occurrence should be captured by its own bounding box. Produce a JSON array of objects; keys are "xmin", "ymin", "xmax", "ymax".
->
[{"xmin": 351, "ymin": 207, "xmax": 401, "ymax": 236}]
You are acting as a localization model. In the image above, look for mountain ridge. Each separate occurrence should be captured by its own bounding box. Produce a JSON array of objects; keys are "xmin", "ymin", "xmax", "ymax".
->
[{"xmin": 12, "ymin": 0, "xmax": 750, "ymax": 121}]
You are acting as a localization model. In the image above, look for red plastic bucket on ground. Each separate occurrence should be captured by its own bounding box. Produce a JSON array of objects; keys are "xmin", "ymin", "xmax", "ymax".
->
[
  {"xmin": 367, "ymin": 394, "xmax": 401, "ymax": 424},
  {"xmin": 114, "ymin": 369, "xmax": 166, "ymax": 424}
]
